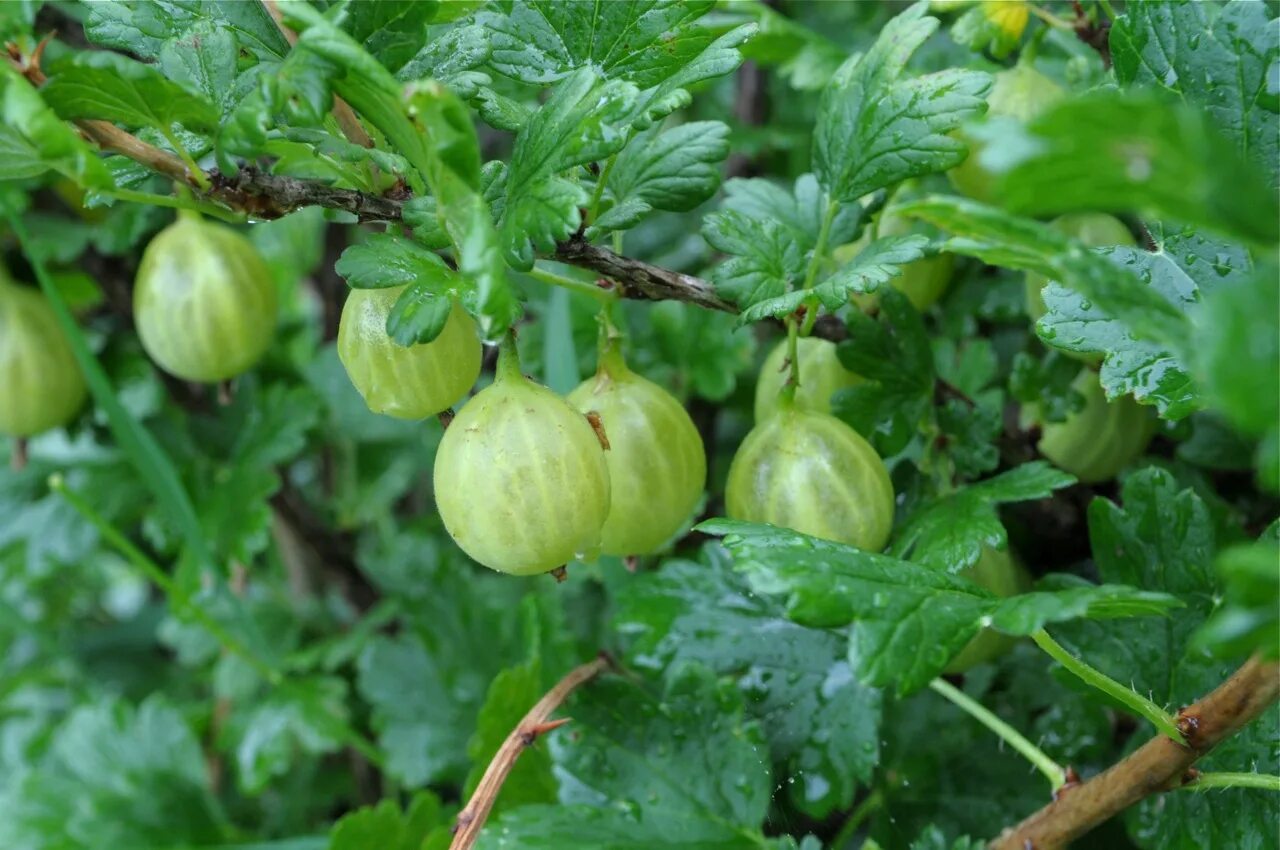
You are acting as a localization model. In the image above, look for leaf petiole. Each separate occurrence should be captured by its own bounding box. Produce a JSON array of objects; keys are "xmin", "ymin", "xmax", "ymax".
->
[
  {"xmin": 527, "ymin": 264, "xmax": 617, "ymax": 304},
  {"xmin": 930, "ymin": 677, "xmax": 1068, "ymax": 791},
  {"xmin": 1179, "ymin": 772, "xmax": 1280, "ymax": 793},
  {"xmin": 1031, "ymin": 629, "xmax": 1186, "ymax": 744}
]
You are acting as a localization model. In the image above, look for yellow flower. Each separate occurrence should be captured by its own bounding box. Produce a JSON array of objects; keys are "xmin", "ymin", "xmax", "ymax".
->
[{"xmin": 984, "ymin": 0, "xmax": 1030, "ymax": 44}]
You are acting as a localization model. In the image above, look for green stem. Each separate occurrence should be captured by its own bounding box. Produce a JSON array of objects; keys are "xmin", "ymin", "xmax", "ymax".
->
[
  {"xmin": 106, "ymin": 188, "xmax": 243, "ymax": 224},
  {"xmin": 159, "ymin": 127, "xmax": 210, "ymax": 191},
  {"xmin": 1180, "ymin": 773, "xmax": 1280, "ymax": 793},
  {"xmin": 831, "ymin": 790, "xmax": 884, "ymax": 849},
  {"xmin": 1028, "ymin": 4, "xmax": 1075, "ymax": 29},
  {"xmin": 50, "ymin": 475, "xmax": 282, "ymax": 686},
  {"xmin": 795, "ymin": 197, "xmax": 839, "ymax": 337},
  {"xmin": 1096, "ymin": 0, "xmax": 1119, "ymax": 22},
  {"xmin": 1031, "ymin": 629, "xmax": 1186, "ymax": 745},
  {"xmin": 587, "ymin": 155, "xmax": 616, "ymax": 223},
  {"xmin": 495, "ymin": 331, "xmax": 524, "ymax": 383},
  {"xmin": 527, "ymin": 264, "xmax": 616, "ymax": 304},
  {"xmin": 930, "ymin": 677, "xmax": 1068, "ymax": 791},
  {"xmin": 781, "ymin": 315, "xmax": 801, "ymax": 402}
]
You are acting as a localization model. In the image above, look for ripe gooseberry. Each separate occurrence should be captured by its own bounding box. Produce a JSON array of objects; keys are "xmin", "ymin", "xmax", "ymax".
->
[
  {"xmin": 944, "ymin": 546, "xmax": 1031, "ymax": 673},
  {"xmin": 726, "ymin": 403, "xmax": 895, "ymax": 551},
  {"xmin": 338, "ymin": 289, "xmax": 481, "ymax": 419},
  {"xmin": 755, "ymin": 337, "xmax": 862, "ymax": 422},
  {"xmin": 133, "ymin": 213, "xmax": 277, "ymax": 382},
  {"xmin": 567, "ymin": 339, "xmax": 706, "ymax": 556},
  {"xmin": 948, "ymin": 63, "xmax": 1064, "ymax": 202},
  {"xmin": 1027, "ymin": 369, "xmax": 1155, "ymax": 484},
  {"xmin": 0, "ymin": 279, "xmax": 86, "ymax": 437},
  {"xmin": 433, "ymin": 337, "xmax": 610, "ymax": 576}
]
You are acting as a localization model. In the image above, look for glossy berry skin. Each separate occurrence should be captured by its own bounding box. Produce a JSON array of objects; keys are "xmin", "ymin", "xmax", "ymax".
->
[
  {"xmin": 1025, "ymin": 213, "xmax": 1135, "ymax": 322},
  {"xmin": 568, "ymin": 346, "xmax": 706, "ymax": 556},
  {"xmin": 726, "ymin": 406, "xmax": 894, "ymax": 552},
  {"xmin": 0, "ymin": 281, "xmax": 86, "ymax": 437},
  {"xmin": 948, "ymin": 64, "xmax": 1063, "ymax": 202},
  {"xmin": 433, "ymin": 345, "xmax": 610, "ymax": 576},
  {"xmin": 338, "ymin": 289, "xmax": 481, "ymax": 419},
  {"xmin": 841, "ymin": 208, "xmax": 954, "ymax": 312},
  {"xmin": 1032, "ymin": 370, "xmax": 1155, "ymax": 484},
  {"xmin": 755, "ymin": 337, "xmax": 862, "ymax": 422},
  {"xmin": 944, "ymin": 546, "xmax": 1031, "ymax": 674},
  {"xmin": 134, "ymin": 215, "xmax": 277, "ymax": 382}
]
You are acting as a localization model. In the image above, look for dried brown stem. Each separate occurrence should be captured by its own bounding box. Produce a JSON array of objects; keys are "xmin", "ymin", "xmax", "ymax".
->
[
  {"xmin": 449, "ymin": 655, "xmax": 612, "ymax": 850},
  {"xmin": 990, "ymin": 655, "xmax": 1280, "ymax": 850}
]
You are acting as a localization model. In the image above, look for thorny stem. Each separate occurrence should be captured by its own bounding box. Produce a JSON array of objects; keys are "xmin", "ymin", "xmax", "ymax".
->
[
  {"xmin": 930, "ymin": 678, "xmax": 1068, "ymax": 791},
  {"xmin": 991, "ymin": 655, "xmax": 1280, "ymax": 849},
  {"xmin": 1031, "ymin": 629, "xmax": 1186, "ymax": 744},
  {"xmin": 1179, "ymin": 772, "xmax": 1280, "ymax": 793},
  {"xmin": 450, "ymin": 656, "xmax": 613, "ymax": 850}
]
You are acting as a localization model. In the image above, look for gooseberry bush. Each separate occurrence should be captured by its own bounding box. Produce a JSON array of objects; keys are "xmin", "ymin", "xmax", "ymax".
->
[{"xmin": 0, "ymin": 1, "xmax": 1277, "ymax": 848}]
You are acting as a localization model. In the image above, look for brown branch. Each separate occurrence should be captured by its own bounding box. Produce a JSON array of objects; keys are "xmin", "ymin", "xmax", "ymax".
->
[
  {"xmin": 449, "ymin": 655, "xmax": 613, "ymax": 850},
  {"xmin": 554, "ymin": 234, "xmax": 736, "ymax": 313},
  {"xmin": 991, "ymin": 655, "xmax": 1280, "ymax": 850}
]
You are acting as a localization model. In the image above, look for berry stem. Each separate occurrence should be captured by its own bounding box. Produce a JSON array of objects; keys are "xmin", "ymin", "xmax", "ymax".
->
[
  {"xmin": 495, "ymin": 332, "xmax": 524, "ymax": 384},
  {"xmin": 930, "ymin": 677, "xmax": 1068, "ymax": 791},
  {"xmin": 1179, "ymin": 772, "xmax": 1280, "ymax": 793},
  {"xmin": 1031, "ymin": 629, "xmax": 1186, "ymax": 744},
  {"xmin": 527, "ymin": 264, "xmax": 616, "ymax": 304}
]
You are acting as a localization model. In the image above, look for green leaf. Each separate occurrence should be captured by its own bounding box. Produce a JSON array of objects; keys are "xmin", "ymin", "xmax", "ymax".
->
[
  {"xmin": 1112, "ymin": 0, "xmax": 1278, "ymax": 187},
  {"xmin": 395, "ymin": 23, "xmax": 492, "ymax": 98},
  {"xmin": 158, "ymin": 23, "xmax": 242, "ymax": 116},
  {"xmin": 700, "ymin": 519, "xmax": 1182, "ymax": 696},
  {"xmin": 500, "ymin": 69, "xmax": 638, "ymax": 269},
  {"xmin": 478, "ymin": 666, "xmax": 773, "ymax": 849},
  {"xmin": 340, "ymin": 0, "xmax": 440, "ymax": 73},
  {"xmin": 615, "ymin": 549, "xmax": 882, "ymax": 819},
  {"xmin": 813, "ymin": 2, "xmax": 990, "ymax": 203},
  {"xmin": 228, "ymin": 677, "xmax": 350, "ymax": 794},
  {"xmin": 1192, "ymin": 264, "xmax": 1279, "ymax": 488},
  {"xmin": 42, "ymin": 51, "xmax": 219, "ymax": 133},
  {"xmin": 477, "ymin": 0, "xmax": 753, "ymax": 126},
  {"xmin": 982, "ymin": 90, "xmax": 1279, "ymax": 248},
  {"xmin": 900, "ymin": 197, "xmax": 1192, "ymax": 362},
  {"xmin": 832, "ymin": 289, "xmax": 934, "ymax": 454},
  {"xmin": 910, "ymin": 827, "xmax": 986, "ymax": 850},
  {"xmin": 335, "ymin": 234, "xmax": 471, "ymax": 345},
  {"xmin": 0, "ymin": 68, "xmax": 115, "ymax": 188},
  {"xmin": 327, "ymin": 792, "xmax": 447, "ymax": 850},
  {"xmin": 1192, "ymin": 534, "xmax": 1280, "ymax": 661},
  {"xmin": 591, "ymin": 120, "xmax": 730, "ymax": 236},
  {"xmin": 462, "ymin": 658, "xmax": 557, "ymax": 815},
  {"xmin": 85, "ymin": 0, "xmax": 291, "ymax": 60},
  {"xmin": 739, "ymin": 234, "xmax": 929, "ymax": 322},
  {"xmin": 891, "ymin": 463, "xmax": 1077, "ymax": 571},
  {"xmin": 702, "ymin": 209, "xmax": 806, "ymax": 309},
  {"xmin": 0, "ymin": 698, "xmax": 225, "ymax": 850}
]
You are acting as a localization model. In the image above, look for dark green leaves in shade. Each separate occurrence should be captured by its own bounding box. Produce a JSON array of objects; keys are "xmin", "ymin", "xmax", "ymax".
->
[
  {"xmin": 1192, "ymin": 530, "xmax": 1280, "ymax": 662},
  {"xmin": 891, "ymin": 463, "xmax": 1076, "ymax": 572},
  {"xmin": 814, "ymin": 2, "xmax": 990, "ymax": 203},
  {"xmin": 476, "ymin": 666, "xmax": 773, "ymax": 849},
  {"xmin": 326, "ymin": 792, "xmax": 449, "ymax": 850},
  {"xmin": 615, "ymin": 549, "xmax": 882, "ymax": 818},
  {"xmin": 699, "ymin": 519, "xmax": 1182, "ymax": 696}
]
